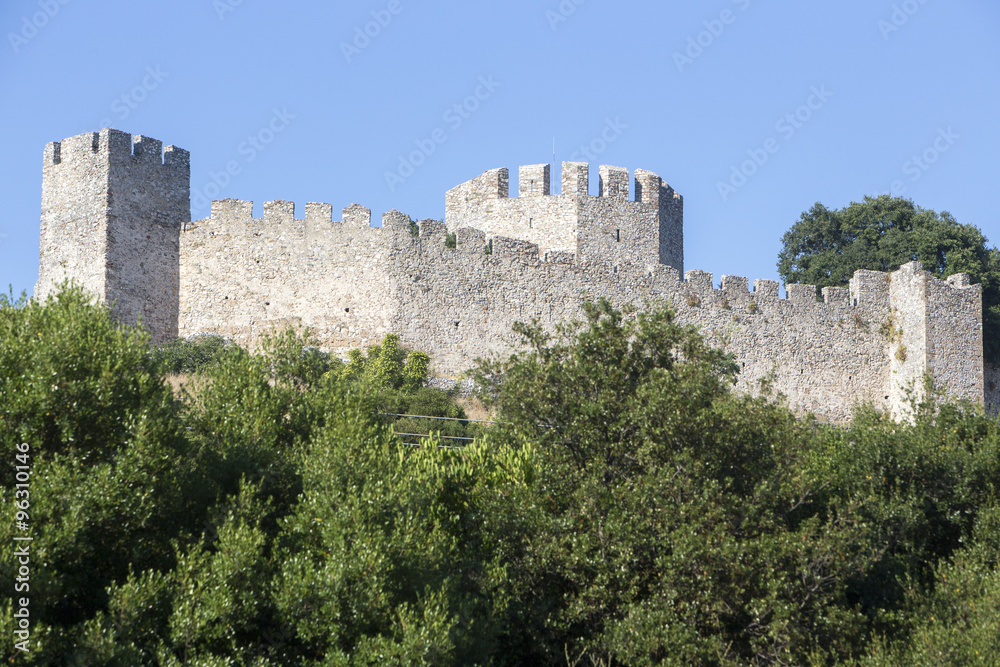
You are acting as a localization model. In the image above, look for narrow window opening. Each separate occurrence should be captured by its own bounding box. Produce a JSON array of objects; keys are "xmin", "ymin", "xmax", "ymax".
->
[
  {"xmin": 344, "ymin": 307, "xmax": 350, "ymax": 313},
  {"xmin": 530, "ymin": 179, "xmax": 535, "ymax": 193},
  {"xmin": 616, "ymin": 229, "xmax": 621, "ymax": 242},
  {"xmin": 529, "ymin": 217, "xmax": 532, "ymax": 228}
]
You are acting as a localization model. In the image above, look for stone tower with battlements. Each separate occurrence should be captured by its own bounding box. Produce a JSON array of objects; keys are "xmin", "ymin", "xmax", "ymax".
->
[
  {"xmin": 34, "ymin": 129, "xmax": 996, "ymax": 422},
  {"xmin": 445, "ymin": 162, "xmax": 683, "ymax": 273},
  {"xmin": 35, "ymin": 128, "xmax": 190, "ymax": 342}
]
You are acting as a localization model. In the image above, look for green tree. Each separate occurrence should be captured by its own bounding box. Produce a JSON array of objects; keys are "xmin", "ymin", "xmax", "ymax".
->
[
  {"xmin": 148, "ymin": 334, "xmax": 231, "ymax": 374},
  {"xmin": 274, "ymin": 391, "xmax": 531, "ymax": 665},
  {"xmin": 336, "ymin": 334, "xmax": 429, "ymax": 392},
  {"xmin": 476, "ymin": 299, "xmax": 875, "ymax": 665},
  {"xmin": 777, "ymin": 195, "xmax": 1000, "ymax": 362},
  {"xmin": 0, "ymin": 286, "xmax": 202, "ymax": 662},
  {"xmin": 0, "ymin": 285, "xmax": 179, "ymax": 475}
]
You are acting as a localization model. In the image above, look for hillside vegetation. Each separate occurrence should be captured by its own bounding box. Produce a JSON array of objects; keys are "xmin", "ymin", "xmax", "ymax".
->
[{"xmin": 2, "ymin": 287, "xmax": 999, "ymax": 665}]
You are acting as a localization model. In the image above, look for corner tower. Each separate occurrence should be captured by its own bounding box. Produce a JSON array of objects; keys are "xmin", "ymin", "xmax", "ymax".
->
[{"xmin": 35, "ymin": 129, "xmax": 190, "ymax": 342}]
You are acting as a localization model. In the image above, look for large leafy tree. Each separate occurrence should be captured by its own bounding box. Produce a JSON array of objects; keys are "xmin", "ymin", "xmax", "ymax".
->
[
  {"xmin": 476, "ymin": 300, "xmax": 879, "ymax": 664},
  {"xmin": 777, "ymin": 195, "xmax": 1000, "ymax": 363}
]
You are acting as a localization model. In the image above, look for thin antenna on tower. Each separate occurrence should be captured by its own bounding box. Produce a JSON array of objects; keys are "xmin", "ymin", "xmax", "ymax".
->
[{"xmin": 552, "ymin": 138, "xmax": 556, "ymax": 166}]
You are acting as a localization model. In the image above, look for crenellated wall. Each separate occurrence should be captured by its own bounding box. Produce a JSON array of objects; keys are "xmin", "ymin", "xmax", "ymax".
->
[
  {"xmin": 444, "ymin": 162, "xmax": 683, "ymax": 273},
  {"xmin": 179, "ymin": 199, "xmax": 411, "ymax": 352},
  {"xmin": 37, "ymin": 129, "xmax": 988, "ymax": 422},
  {"xmin": 177, "ymin": 198, "xmax": 981, "ymax": 423}
]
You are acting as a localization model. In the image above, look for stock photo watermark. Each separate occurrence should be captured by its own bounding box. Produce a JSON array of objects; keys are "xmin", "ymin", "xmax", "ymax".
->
[
  {"xmin": 673, "ymin": 0, "xmax": 751, "ymax": 73},
  {"xmin": 384, "ymin": 75, "xmax": 502, "ymax": 192},
  {"xmin": 717, "ymin": 85, "xmax": 834, "ymax": 202},
  {"xmin": 7, "ymin": 0, "xmax": 71, "ymax": 54},
  {"xmin": 878, "ymin": 0, "xmax": 930, "ymax": 40},
  {"xmin": 880, "ymin": 127, "xmax": 959, "ymax": 197},
  {"xmin": 214, "ymin": 0, "xmax": 246, "ymax": 21},
  {"xmin": 191, "ymin": 108, "xmax": 296, "ymax": 211},
  {"xmin": 13, "ymin": 442, "xmax": 33, "ymax": 654},
  {"xmin": 546, "ymin": 0, "xmax": 586, "ymax": 31},
  {"xmin": 567, "ymin": 117, "xmax": 628, "ymax": 162},
  {"xmin": 341, "ymin": 0, "xmax": 403, "ymax": 63},
  {"xmin": 96, "ymin": 66, "xmax": 168, "ymax": 129}
]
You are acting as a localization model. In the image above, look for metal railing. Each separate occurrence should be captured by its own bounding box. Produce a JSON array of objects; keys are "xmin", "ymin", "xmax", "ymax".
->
[{"xmin": 378, "ymin": 412, "xmax": 496, "ymax": 450}]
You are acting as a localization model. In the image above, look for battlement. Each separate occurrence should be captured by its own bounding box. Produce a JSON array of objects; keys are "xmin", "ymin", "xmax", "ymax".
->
[
  {"xmin": 186, "ymin": 191, "xmax": 976, "ymax": 320},
  {"xmin": 44, "ymin": 128, "xmax": 189, "ymax": 169},
  {"xmin": 446, "ymin": 161, "xmax": 678, "ymax": 204},
  {"xmin": 519, "ymin": 164, "xmax": 550, "ymax": 197},
  {"xmin": 681, "ymin": 270, "xmax": 876, "ymax": 309},
  {"xmin": 189, "ymin": 195, "xmax": 579, "ymax": 265},
  {"xmin": 679, "ymin": 263, "xmax": 972, "ymax": 310},
  {"xmin": 201, "ymin": 198, "xmax": 412, "ymax": 233},
  {"xmin": 445, "ymin": 161, "xmax": 684, "ymax": 272}
]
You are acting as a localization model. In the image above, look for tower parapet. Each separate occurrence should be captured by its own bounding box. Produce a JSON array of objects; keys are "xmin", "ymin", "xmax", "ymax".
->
[
  {"xmin": 445, "ymin": 161, "xmax": 683, "ymax": 273},
  {"xmin": 36, "ymin": 129, "xmax": 189, "ymax": 342}
]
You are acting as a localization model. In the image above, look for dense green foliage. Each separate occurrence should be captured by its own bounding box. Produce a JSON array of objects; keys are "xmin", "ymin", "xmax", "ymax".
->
[
  {"xmin": 2, "ymin": 288, "xmax": 999, "ymax": 665},
  {"xmin": 332, "ymin": 333, "xmax": 478, "ymax": 446},
  {"xmin": 776, "ymin": 195, "xmax": 1000, "ymax": 362},
  {"xmin": 148, "ymin": 334, "xmax": 233, "ymax": 374}
]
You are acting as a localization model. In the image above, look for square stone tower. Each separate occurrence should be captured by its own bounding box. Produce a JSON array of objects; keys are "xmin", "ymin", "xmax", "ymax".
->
[
  {"xmin": 35, "ymin": 129, "xmax": 190, "ymax": 342},
  {"xmin": 444, "ymin": 162, "xmax": 683, "ymax": 273}
]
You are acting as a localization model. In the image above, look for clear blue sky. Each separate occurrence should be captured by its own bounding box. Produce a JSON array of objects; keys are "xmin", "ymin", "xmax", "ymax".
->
[{"xmin": 2, "ymin": 0, "xmax": 998, "ymax": 298}]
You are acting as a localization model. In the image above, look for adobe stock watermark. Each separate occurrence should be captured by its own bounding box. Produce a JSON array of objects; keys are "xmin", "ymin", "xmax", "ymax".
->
[
  {"xmin": 717, "ymin": 85, "xmax": 834, "ymax": 202},
  {"xmin": 341, "ymin": 0, "xmax": 403, "ymax": 63},
  {"xmin": 546, "ymin": 0, "xmax": 586, "ymax": 31},
  {"xmin": 7, "ymin": 0, "xmax": 72, "ymax": 54},
  {"xmin": 191, "ymin": 108, "xmax": 296, "ymax": 211},
  {"xmin": 879, "ymin": 127, "xmax": 959, "ymax": 197},
  {"xmin": 673, "ymin": 0, "xmax": 751, "ymax": 73},
  {"xmin": 214, "ymin": 0, "xmax": 246, "ymax": 21},
  {"xmin": 13, "ymin": 442, "xmax": 32, "ymax": 654},
  {"xmin": 878, "ymin": 0, "xmax": 930, "ymax": 40},
  {"xmin": 567, "ymin": 117, "xmax": 628, "ymax": 162},
  {"xmin": 96, "ymin": 66, "xmax": 168, "ymax": 129},
  {"xmin": 384, "ymin": 75, "xmax": 502, "ymax": 192}
]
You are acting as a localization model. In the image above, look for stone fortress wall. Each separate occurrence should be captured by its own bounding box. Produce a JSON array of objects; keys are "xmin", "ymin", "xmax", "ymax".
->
[{"xmin": 35, "ymin": 130, "xmax": 992, "ymax": 422}]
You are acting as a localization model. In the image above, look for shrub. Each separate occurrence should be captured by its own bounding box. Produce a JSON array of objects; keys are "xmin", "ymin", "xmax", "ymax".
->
[{"xmin": 149, "ymin": 334, "xmax": 231, "ymax": 374}]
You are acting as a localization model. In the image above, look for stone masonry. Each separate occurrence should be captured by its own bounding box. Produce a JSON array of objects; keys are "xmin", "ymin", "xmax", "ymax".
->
[
  {"xmin": 34, "ymin": 129, "xmax": 992, "ymax": 422},
  {"xmin": 36, "ymin": 129, "xmax": 189, "ymax": 342}
]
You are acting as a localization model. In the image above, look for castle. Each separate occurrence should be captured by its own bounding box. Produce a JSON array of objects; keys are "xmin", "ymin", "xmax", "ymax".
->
[{"xmin": 34, "ymin": 129, "xmax": 999, "ymax": 422}]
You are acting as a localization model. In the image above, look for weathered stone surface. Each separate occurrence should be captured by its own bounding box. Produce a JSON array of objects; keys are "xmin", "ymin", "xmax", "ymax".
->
[
  {"xmin": 35, "ymin": 130, "xmax": 988, "ymax": 423},
  {"xmin": 986, "ymin": 363, "xmax": 1000, "ymax": 415},
  {"xmin": 36, "ymin": 129, "xmax": 188, "ymax": 343}
]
